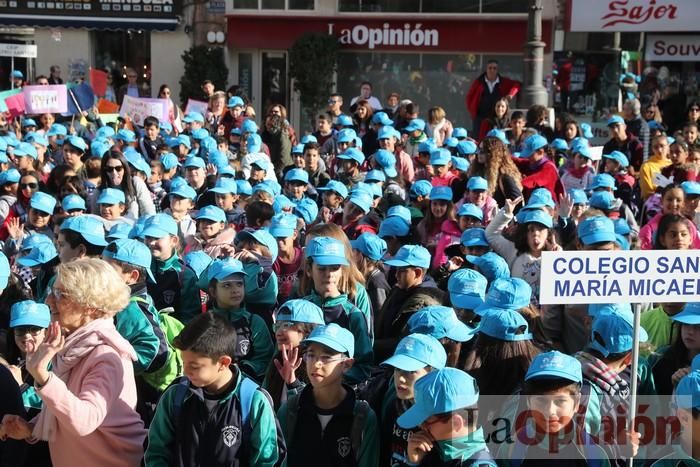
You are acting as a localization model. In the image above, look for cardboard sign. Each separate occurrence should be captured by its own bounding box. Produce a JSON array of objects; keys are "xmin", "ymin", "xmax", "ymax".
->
[
  {"xmin": 119, "ymin": 95, "xmax": 168, "ymax": 127},
  {"xmin": 540, "ymin": 250, "xmax": 700, "ymax": 305},
  {"xmin": 100, "ymin": 114, "xmax": 120, "ymax": 125},
  {"xmin": 4, "ymin": 92, "xmax": 25, "ymax": 118},
  {"xmin": 23, "ymin": 85, "xmax": 68, "ymax": 114},
  {"xmin": 184, "ymin": 99, "xmax": 209, "ymax": 116},
  {"xmin": 89, "ymin": 68, "xmax": 109, "ymax": 97},
  {"xmin": 0, "ymin": 88, "xmax": 22, "ymax": 113}
]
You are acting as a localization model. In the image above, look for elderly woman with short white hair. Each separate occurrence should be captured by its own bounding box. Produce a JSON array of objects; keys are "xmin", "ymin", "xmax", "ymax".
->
[{"xmin": 1, "ymin": 258, "xmax": 146, "ymax": 467}]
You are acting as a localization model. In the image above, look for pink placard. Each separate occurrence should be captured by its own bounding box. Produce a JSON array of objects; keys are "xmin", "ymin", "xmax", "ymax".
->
[
  {"xmin": 5, "ymin": 92, "xmax": 26, "ymax": 118},
  {"xmin": 23, "ymin": 85, "xmax": 68, "ymax": 114}
]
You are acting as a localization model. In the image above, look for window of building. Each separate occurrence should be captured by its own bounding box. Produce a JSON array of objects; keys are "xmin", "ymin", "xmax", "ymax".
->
[
  {"xmin": 335, "ymin": 51, "xmax": 522, "ymax": 129},
  {"xmin": 338, "ymin": 0, "xmax": 526, "ymax": 13},
  {"xmin": 92, "ymin": 30, "xmax": 151, "ymax": 100},
  {"xmin": 233, "ymin": 0, "xmax": 314, "ymax": 8}
]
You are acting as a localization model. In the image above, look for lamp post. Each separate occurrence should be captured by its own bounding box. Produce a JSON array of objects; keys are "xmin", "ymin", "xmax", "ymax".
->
[{"xmin": 521, "ymin": 0, "xmax": 548, "ymax": 108}]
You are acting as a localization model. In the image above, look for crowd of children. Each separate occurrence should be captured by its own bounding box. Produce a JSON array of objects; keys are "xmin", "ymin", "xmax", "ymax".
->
[{"xmin": 0, "ymin": 86, "xmax": 699, "ymax": 467}]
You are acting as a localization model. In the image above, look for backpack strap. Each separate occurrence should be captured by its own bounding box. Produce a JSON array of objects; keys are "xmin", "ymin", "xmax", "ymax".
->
[
  {"xmin": 351, "ymin": 400, "xmax": 370, "ymax": 463},
  {"xmin": 239, "ymin": 376, "xmax": 259, "ymax": 426},
  {"xmin": 172, "ymin": 377, "xmax": 190, "ymax": 423}
]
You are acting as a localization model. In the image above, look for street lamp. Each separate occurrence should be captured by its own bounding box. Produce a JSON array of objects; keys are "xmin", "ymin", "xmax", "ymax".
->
[{"xmin": 521, "ymin": 0, "xmax": 548, "ymax": 108}]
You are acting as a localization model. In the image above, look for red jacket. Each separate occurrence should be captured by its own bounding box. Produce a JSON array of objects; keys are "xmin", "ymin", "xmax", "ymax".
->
[
  {"xmin": 465, "ymin": 74, "xmax": 521, "ymax": 119},
  {"xmin": 514, "ymin": 157, "xmax": 564, "ymax": 201}
]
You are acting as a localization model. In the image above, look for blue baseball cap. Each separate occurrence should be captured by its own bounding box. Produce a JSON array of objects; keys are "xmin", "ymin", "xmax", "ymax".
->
[
  {"xmin": 10, "ymin": 70, "xmax": 23, "ymax": 79},
  {"xmin": 682, "ymin": 181, "xmax": 700, "ymax": 197},
  {"xmin": 386, "ymin": 205, "xmax": 411, "ymax": 225},
  {"xmin": 253, "ymin": 180, "xmax": 280, "ymax": 197},
  {"xmin": 269, "ymin": 213, "xmax": 298, "ymax": 238},
  {"xmin": 588, "ymin": 173, "xmax": 616, "ymax": 191},
  {"xmin": 10, "ymin": 300, "xmax": 51, "ymax": 328},
  {"xmin": 291, "ymin": 144, "xmax": 305, "ymax": 155},
  {"xmin": 577, "ymin": 216, "xmax": 616, "ymax": 245},
  {"xmin": 184, "ymin": 156, "xmax": 206, "ymax": 170},
  {"xmin": 21, "ymin": 118, "xmax": 36, "ymax": 128},
  {"xmin": 465, "ymin": 252, "xmax": 510, "ymax": 282},
  {"xmin": 607, "ymin": 115, "xmax": 625, "ymax": 127},
  {"xmin": 675, "ymin": 371, "xmax": 700, "ymax": 410},
  {"xmin": 374, "ymin": 149, "xmax": 398, "ymax": 178},
  {"xmin": 21, "ymin": 233, "xmax": 53, "ymax": 252},
  {"xmin": 183, "ymin": 112, "xmax": 205, "ymax": 124},
  {"xmin": 103, "ymin": 239, "xmax": 156, "ymax": 282},
  {"xmin": 96, "ymin": 126, "xmax": 115, "ymax": 139},
  {"xmin": 196, "ymin": 205, "xmax": 226, "ymax": 223},
  {"xmin": 551, "ymin": 138, "xmax": 569, "ymax": 152},
  {"xmin": 382, "ymin": 333, "xmax": 447, "ymax": 371},
  {"xmin": 524, "ymin": 188, "xmax": 555, "ymax": 209},
  {"xmin": 397, "ymin": 368, "xmax": 479, "ymax": 429},
  {"xmin": 170, "ymin": 183, "xmax": 197, "ymax": 200},
  {"xmin": 603, "ymin": 150, "xmax": 629, "ymax": 168},
  {"xmin": 571, "ymin": 144, "xmax": 592, "ymax": 159},
  {"xmin": 191, "ymin": 128, "xmax": 209, "ymax": 141},
  {"xmin": 160, "ymin": 153, "xmax": 180, "ymax": 171},
  {"xmin": 317, "ymin": 180, "xmax": 349, "ymax": 199},
  {"xmin": 430, "ymin": 148, "xmax": 451, "ymax": 166},
  {"xmin": 97, "ymin": 188, "xmax": 126, "ymax": 206},
  {"xmin": 294, "ymin": 198, "xmax": 319, "ymax": 225},
  {"xmin": 525, "ymin": 351, "xmax": 583, "ymax": 384},
  {"xmin": 236, "ymin": 180, "xmax": 253, "ymax": 197},
  {"xmin": 0, "ymin": 168, "xmax": 20, "ymax": 185},
  {"xmin": 672, "ymin": 303, "xmax": 700, "ymax": 325},
  {"xmin": 365, "ymin": 169, "xmax": 386, "ymax": 183},
  {"xmin": 613, "ymin": 218, "xmax": 631, "ymax": 236},
  {"xmin": 30, "ymin": 192, "xmax": 56, "ymax": 215},
  {"xmin": 569, "ymin": 189, "xmax": 588, "ymax": 205},
  {"xmin": 337, "ymin": 147, "xmax": 365, "ymax": 165},
  {"xmin": 520, "ymin": 134, "xmax": 548, "ymax": 158},
  {"xmin": 90, "ymin": 140, "xmax": 110, "ymax": 159},
  {"xmin": 207, "ymin": 257, "xmax": 247, "ymax": 281},
  {"xmin": 453, "ymin": 127, "xmax": 468, "ymax": 139},
  {"xmin": 303, "ymin": 323, "xmax": 354, "ymax": 357},
  {"xmin": 276, "ymin": 299, "xmax": 325, "ymax": 326},
  {"xmin": 300, "ymin": 134, "xmax": 317, "ymax": 145},
  {"xmin": 227, "ymin": 96, "xmax": 245, "ymax": 108},
  {"xmin": 405, "ymin": 118, "xmax": 426, "ymax": 133},
  {"xmin": 486, "ymin": 128, "xmax": 509, "ymax": 145},
  {"xmin": 14, "ymin": 142, "xmax": 38, "ymax": 159},
  {"xmin": 475, "ymin": 277, "xmax": 532, "ymax": 316},
  {"xmin": 372, "ymin": 112, "xmax": 393, "ymax": 126},
  {"xmin": 141, "ymin": 213, "xmax": 178, "ymax": 239},
  {"xmin": 336, "ymin": 128, "xmax": 356, "ymax": 144},
  {"xmin": 348, "ymin": 191, "xmax": 373, "ymax": 214},
  {"xmin": 448, "ymin": 268, "xmax": 488, "ymax": 310},
  {"xmin": 107, "ymin": 222, "xmax": 132, "ymax": 241},
  {"xmin": 580, "ymin": 123, "xmax": 594, "ymax": 139},
  {"xmin": 451, "ymin": 156, "xmax": 469, "ymax": 172},
  {"xmin": 417, "ymin": 141, "xmax": 437, "ymax": 154},
  {"xmin": 176, "ymin": 134, "xmax": 192, "ymax": 149},
  {"xmin": 47, "ymin": 123, "xmax": 68, "ymax": 138},
  {"xmin": 336, "ymin": 114, "xmax": 354, "ymax": 127},
  {"xmin": 430, "ymin": 186, "xmax": 453, "ymax": 202},
  {"xmin": 377, "ymin": 126, "xmax": 397, "ymax": 141},
  {"xmin": 25, "ymin": 132, "xmax": 48, "ymax": 147},
  {"xmin": 410, "ymin": 180, "xmax": 432, "ymax": 198},
  {"xmin": 305, "ymin": 236, "xmax": 348, "ymax": 266},
  {"xmin": 589, "ymin": 191, "xmax": 616, "ymax": 210},
  {"xmin": 272, "ymin": 194, "xmax": 293, "ymax": 214},
  {"xmin": 235, "ymin": 228, "xmax": 279, "ymax": 262},
  {"xmin": 460, "ymin": 228, "xmax": 488, "ymax": 248},
  {"xmin": 241, "ymin": 119, "xmax": 258, "ymax": 134},
  {"xmin": 350, "ymin": 233, "xmax": 387, "ymax": 261},
  {"xmin": 251, "ymin": 157, "xmax": 271, "ymax": 172},
  {"xmin": 61, "ymin": 215, "xmax": 108, "ymax": 246},
  {"xmin": 590, "ymin": 309, "xmax": 648, "ymax": 357},
  {"xmin": 467, "ymin": 177, "xmax": 488, "ymax": 192},
  {"xmin": 115, "ymin": 129, "xmax": 136, "ymax": 143},
  {"xmin": 17, "ymin": 242, "xmax": 58, "ymax": 267},
  {"xmin": 409, "ymin": 305, "xmax": 476, "ymax": 342},
  {"xmin": 456, "ymin": 203, "xmax": 483, "ymax": 221},
  {"xmin": 284, "ymin": 168, "xmax": 309, "ymax": 184},
  {"xmin": 456, "ymin": 140, "xmax": 478, "ymax": 156},
  {"xmin": 479, "ymin": 309, "xmax": 533, "ymax": 341},
  {"xmin": 183, "ymin": 251, "xmax": 213, "ymax": 279},
  {"xmin": 444, "ymin": 137, "xmax": 459, "ymax": 149},
  {"xmin": 210, "ymin": 178, "xmax": 238, "ymax": 196},
  {"xmin": 385, "ymin": 245, "xmax": 431, "ymax": 269},
  {"xmin": 378, "ymin": 216, "xmax": 410, "ymax": 238},
  {"xmin": 0, "ymin": 252, "xmax": 8, "ymax": 290},
  {"xmin": 516, "ymin": 209, "xmax": 553, "ymax": 228}
]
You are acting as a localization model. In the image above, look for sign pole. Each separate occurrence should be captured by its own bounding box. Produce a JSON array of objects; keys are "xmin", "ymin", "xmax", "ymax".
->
[
  {"xmin": 10, "ymin": 56, "xmax": 14, "ymax": 90},
  {"xmin": 627, "ymin": 305, "xmax": 641, "ymax": 467}
]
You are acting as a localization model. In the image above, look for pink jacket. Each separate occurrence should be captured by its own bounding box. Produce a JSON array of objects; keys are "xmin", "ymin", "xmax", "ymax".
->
[
  {"xmin": 455, "ymin": 196, "xmax": 499, "ymax": 226},
  {"xmin": 639, "ymin": 212, "xmax": 700, "ymax": 250},
  {"xmin": 433, "ymin": 219, "xmax": 462, "ymax": 270},
  {"xmin": 34, "ymin": 318, "xmax": 146, "ymax": 467},
  {"xmin": 186, "ymin": 227, "xmax": 236, "ymax": 258}
]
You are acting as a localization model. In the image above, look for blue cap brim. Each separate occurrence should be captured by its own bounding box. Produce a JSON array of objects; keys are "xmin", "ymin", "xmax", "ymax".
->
[
  {"xmin": 141, "ymin": 226, "xmax": 175, "ymax": 239},
  {"xmin": 270, "ymin": 227, "xmax": 295, "ymax": 238},
  {"xmin": 382, "ymin": 354, "xmax": 430, "ymax": 372},
  {"xmin": 451, "ymin": 294, "xmax": 484, "ymax": 311},
  {"xmin": 17, "ymin": 256, "xmax": 41, "ymax": 267},
  {"xmin": 446, "ymin": 322, "xmax": 477, "ymax": 342},
  {"xmin": 81, "ymin": 233, "xmax": 109, "ymax": 247},
  {"xmin": 303, "ymin": 336, "xmax": 351, "ymax": 355},
  {"xmin": 384, "ymin": 167, "xmax": 398, "ymax": 178},
  {"xmin": 311, "ymin": 255, "xmax": 349, "ymax": 266},
  {"xmin": 397, "ymin": 402, "xmax": 432, "ymax": 429},
  {"xmin": 196, "ymin": 215, "xmax": 225, "ymax": 223},
  {"xmin": 462, "ymin": 239, "xmax": 489, "ymax": 248},
  {"xmin": 526, "ymin": 368, "xmax": 582, "ymax": 384},
  {"xmin": 384, "ymin": 259, "xmax": 410, "ymax": 267}
]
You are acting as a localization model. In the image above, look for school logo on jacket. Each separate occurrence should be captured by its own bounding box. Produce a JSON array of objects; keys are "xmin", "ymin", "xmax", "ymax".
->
[
  {"xmin": 163, "ymin": 290, "xmax": 176, "ymax": 305},
  {"xmin": 337, "ymin": 437, "xmax": 351, "ymax": 458},
  {"xmin": 222, "ymin": 425, "xmax": 240, "ymax": 447},
  {"xmin": 238, "ymin": 338, "xmax": 250, "ymax": 355}
]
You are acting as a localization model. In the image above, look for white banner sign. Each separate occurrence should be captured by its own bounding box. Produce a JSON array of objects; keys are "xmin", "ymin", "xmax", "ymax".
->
[
  {"xmin": 570, "ymin": 0, "xmax": 699, "ymax": 32},
  {"xmin": 0, "ymin": 43, "xmax": 37, "ymax": 58},
  {"xmin": 646, "ymin": 35, "xmax": 700, "ymax": 62},
  {"xmin": 119, "ymin": 95, "xmax": 169, "ymax": 127},
  {"xmin": 540, "ymin": 250, "xmax": 700, "ymax": 305}
]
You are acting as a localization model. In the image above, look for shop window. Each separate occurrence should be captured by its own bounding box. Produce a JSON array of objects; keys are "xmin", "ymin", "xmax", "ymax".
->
[
  {"xmin": 422, "ymin": 0, "xmax": 479, "ymax": 13},
  {"xmin": 481, "ymin": 0, "xmax": 529, "ymax": 13},
  {"xmin": 338, "ymin": 0, "xmax": 419, "ymax": 12},
  {"xmin": 336, "ymin": 51, "xmax": 521, "ymax": 130},
  {"xmin": 234, "ymin": 0, "xmax": 314, "ymax": 8},
  {"xmin": 92, "ymin": 30, "xmax": 151, "ymax": 99},
  {"xmin": 339, "ymin": 0, "xmax": 525, "ymax": 13}
]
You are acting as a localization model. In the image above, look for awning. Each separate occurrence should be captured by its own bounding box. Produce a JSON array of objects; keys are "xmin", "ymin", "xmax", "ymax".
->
[{"xmin": 0, "ymin": 14, "xmax": 179, "ymax": 31}]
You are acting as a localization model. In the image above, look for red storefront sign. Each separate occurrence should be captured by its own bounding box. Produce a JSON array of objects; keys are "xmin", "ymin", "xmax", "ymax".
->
[{"xmin": 227, "ymin": 16, "xmax": 552, "ymax": 53}]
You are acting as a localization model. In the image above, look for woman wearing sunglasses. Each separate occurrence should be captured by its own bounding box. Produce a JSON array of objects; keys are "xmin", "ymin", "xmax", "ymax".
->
[
  {"xmin": 87, "ymin": 150, "xmax": 155, "ymax": 220},
  {"xmin": 0, "ymin": 171, "xmax": 44, "ymax": 243}
]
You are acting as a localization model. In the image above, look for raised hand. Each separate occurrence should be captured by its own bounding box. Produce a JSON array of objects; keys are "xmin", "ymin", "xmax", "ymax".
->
[
  {"xmin": 557, "ymin": 192, "xmax": 573, "ymax": 219},
  {"xmin": 273, "ymin": 344, "xmax": 302, "ymax": 385},
  {"xmin": 7, "ymin": 217, "xmax": 23, "ymax": 240},
  {"xmin": 407, "ymin": 430, "xmax": 435, "ymax": 464},
  {"xmin": 25, "ymin": 321, "xmax": 64, "ymax": 386},
  {"xmin": 504, "ymin": 196, "xmax": 523, "ymax": 216}
]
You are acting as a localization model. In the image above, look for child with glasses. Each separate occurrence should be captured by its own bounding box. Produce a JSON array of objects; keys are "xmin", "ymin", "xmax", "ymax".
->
[
  {"xmin": 278, "ymin": 323, "xmax": 379, "ymax": 467},
  {"xmin": 262, "ymin": 299, "xmax": 325, "ymax": 410}
]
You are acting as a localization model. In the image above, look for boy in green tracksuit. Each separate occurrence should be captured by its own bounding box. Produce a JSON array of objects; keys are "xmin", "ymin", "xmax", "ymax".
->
[
  {"xmin": 141, "ymin": 213, "xmax": 202, "ymax": 323},
  {"xmin": 206, "ymin": 257, "xmax": 275, "ymax": 383},
  {"xmin": 146, "ymin": 312, "xmax": 286, "ymax": 467},
  {"xmin": 278, "ymin": 323, "xmax": 379, "ymax": 467},
  {"xmin": 102, "ymin": 238, "xmax": 181, "ymax": 420}
]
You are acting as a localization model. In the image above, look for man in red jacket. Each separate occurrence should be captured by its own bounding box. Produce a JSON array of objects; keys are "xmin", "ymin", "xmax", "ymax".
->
[
  {"xmin": 465, "ymin": 60, "xmax": 521, "ymax": 137},
  {"xmin": 513, "ymin": 134, "xmax": 564, "ymax": 201}
]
